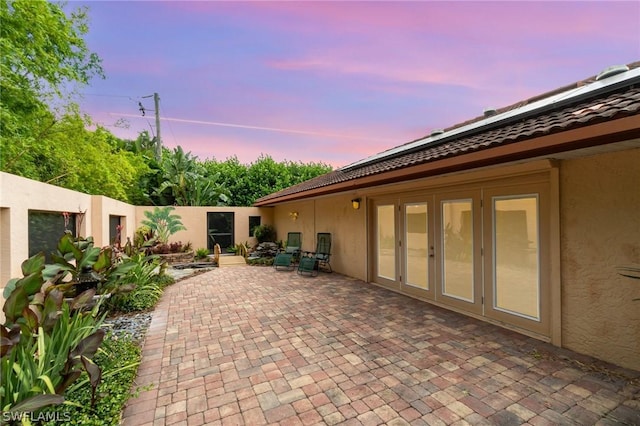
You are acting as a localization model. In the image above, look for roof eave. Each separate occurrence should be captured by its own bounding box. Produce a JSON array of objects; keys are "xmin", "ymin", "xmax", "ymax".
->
[{"xmin": 253, "ymin": 115, "xmax": 640, "ymax": 207}]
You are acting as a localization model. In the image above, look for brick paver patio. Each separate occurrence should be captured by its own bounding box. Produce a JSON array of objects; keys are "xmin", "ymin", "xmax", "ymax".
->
[{"xmin": 121, "ymin": 266, "xmax": 640, "ymax": 425}]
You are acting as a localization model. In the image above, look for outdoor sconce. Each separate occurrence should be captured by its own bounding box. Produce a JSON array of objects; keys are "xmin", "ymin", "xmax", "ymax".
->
[
  {"xmin": 351, "ymin": 198, "xmax": 361, "ymax": 210},
  {"xmin": 289, "ymin": 211, "xmax": 299, "ymax": 221}
]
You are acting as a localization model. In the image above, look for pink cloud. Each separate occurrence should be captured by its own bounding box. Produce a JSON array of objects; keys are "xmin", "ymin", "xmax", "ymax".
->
[{"xmin": 77, "ymin": 0, "xmax": 639, "ymax": 171}]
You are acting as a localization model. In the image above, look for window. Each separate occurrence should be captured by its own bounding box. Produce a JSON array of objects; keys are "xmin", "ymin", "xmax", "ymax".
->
[
  {"xmin": 29, "ymin": 210, "xmax": 77, "ymax": 261},
  {"xmin": 109, "ymin": 215, "xmax": 123, "ymax": 247},
  {"xmin": 249, "ymin": 216, "xmax": 261, "ymax": 237}
]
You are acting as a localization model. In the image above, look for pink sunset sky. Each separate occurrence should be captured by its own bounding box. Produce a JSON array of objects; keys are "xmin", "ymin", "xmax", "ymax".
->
[{"xmin": 73, "ymin": 1, "xmax": 640, "ymax": 168}]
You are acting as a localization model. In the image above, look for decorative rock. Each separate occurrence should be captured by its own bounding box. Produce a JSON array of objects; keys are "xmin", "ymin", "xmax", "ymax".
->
[{"xmin": 102, "ymin": 312, "xmax": 153, "ymax": 344}]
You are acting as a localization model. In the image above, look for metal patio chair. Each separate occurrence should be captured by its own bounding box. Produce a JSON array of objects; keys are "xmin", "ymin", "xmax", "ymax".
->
[
  {"xmin": 298, "ymin": 233, "xmax": 332, "ymax": 276},
  {"xmin": 273, "ymin": 232, "xmax": 302, "ymax": 271}
]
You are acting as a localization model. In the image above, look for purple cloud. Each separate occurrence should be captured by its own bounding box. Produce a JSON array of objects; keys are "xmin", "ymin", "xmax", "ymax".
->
[{"xmin": 73, "ymin": 1, "xmax": 640, "ymax": 168}]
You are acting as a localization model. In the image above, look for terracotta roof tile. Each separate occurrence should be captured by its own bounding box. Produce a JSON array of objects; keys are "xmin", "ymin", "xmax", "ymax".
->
[{"xmin": 256, "ymin": 71, "xmax": 640, "ymax": 205}]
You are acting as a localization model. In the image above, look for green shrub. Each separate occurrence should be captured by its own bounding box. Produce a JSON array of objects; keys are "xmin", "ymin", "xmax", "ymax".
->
[
  {"xmin": 247, "ymin": 257, "xmax": 274, "ymax": 266},
  {"xmin": 253, "ymin": 224, "xmax": 276, "ymax": 243},
  {"xmin": 155, "ymin": 274, "xmax": 175, "ymax": 289},
  {"xmin": 40, "ymin": 335, "xmax": 143, "ymax": 426},
  {"xmin": 106, "ymin": 254, "xmax": 164, "ymax": 313},
  {"xmin": 195, "ymin": 248, "xmax": 209, "ymax": 259}
]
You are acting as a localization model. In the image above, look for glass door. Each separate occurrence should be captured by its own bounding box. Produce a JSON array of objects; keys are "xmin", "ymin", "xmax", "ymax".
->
[
  {"xmin": 435, "ymin": 191, "xmax": 483, "ymax": 315},
  {"xmin": 372, "ymin": 201, "xmax": 399, "ymax": 289},
  {"xmin": 401, "ymin": 198, "xmax": 435, "ymax": 300},
  {"xmin": 483, "ymin": 184, "xmax": 550, "ymax": 335}
]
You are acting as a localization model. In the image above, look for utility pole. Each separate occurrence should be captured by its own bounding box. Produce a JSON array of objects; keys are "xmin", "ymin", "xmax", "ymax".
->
[
  {"xmin": 154, "ymin": 92, "xmax": 162, "ymax": 161},
  {"xmin": 140, "ymin": 93, "xmax": 162, "ymax": 161}
]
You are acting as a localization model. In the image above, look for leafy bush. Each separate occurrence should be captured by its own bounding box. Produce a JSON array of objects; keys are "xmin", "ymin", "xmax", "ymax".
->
[
  {"xmin": 41, "ymin": 335, "xmax": 143, "ymax": 426},
  {"xmin": 1, "ymin": 252, "xmax": 106, "ymax": 416},
  {"xmin": 253, "ymin": 224, "xmax": 276, "ymax": 243},
  {"xmin": 133, "ymin": 225, "xmax": 154, "ymax": 249},
  {"xmin": 154, "ymin": 274, "xmax": 175, "ymax": 289},
  {"xmin": 106, "ymin": 254, "xmax": 165, "ymax": 313},
  {"xmin": 195, "ymin": 248, "xmax": 209, "ymax": 259}
]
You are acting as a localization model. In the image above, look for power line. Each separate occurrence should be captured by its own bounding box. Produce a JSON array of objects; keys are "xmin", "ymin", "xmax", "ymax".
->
[{"xmin": 110, "ymin": 113, "xmax": 397, "ymax": 143}]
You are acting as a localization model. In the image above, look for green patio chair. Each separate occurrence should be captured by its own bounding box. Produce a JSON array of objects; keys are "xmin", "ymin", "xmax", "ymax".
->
[
  {"xmin": 297, "ymin": 233, "xmax": 332, "ymax": 276},
  {"xmin": 273, "ymin": 232, "xmax": 301, "ymax": 271}
]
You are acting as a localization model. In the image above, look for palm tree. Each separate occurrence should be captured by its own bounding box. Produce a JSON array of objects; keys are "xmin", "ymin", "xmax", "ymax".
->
[
  {"xmin": 141, "ymin": 206, "xmax": 186, "ymax": 244},
  {"xmin": 153, "ymin": 146, "xmax": 230, "ymax": 206}
]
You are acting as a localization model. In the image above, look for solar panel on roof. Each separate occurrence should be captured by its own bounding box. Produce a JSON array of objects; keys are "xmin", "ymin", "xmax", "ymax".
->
[{"xmin": 340, "ymin": 66, "xmax": 639, "ymax": 172}]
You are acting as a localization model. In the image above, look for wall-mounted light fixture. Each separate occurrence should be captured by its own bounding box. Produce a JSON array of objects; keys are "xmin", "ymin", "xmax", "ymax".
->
[
  {"xmin": 289, "ymin": 211, "xmax": 299, "ymax": 221},
  {"xmin": 351, "ymin": 198, "xmax": 361, "ymax": 210}
]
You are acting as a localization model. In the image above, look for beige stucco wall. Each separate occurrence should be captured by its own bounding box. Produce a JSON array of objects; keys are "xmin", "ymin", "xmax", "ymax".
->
[
  {"xmin": 91, "ymin": 196, "xmax": 138, "ymax": 248},
  {"xmin": 135, "ymin": 206, "xmax": 274, "ymax": 251},
  {"xmin": 559, "ymin": 148, "xmax": 640, "ymax": 370},
  {"xmin": 0, "ymin": 170, "xmax": 275, "ymax": 288},
  {"xmin": 0, "ymin": 172, "xmax": 275, "ymax": 321},
  {"xmin": 0, "ymin": 172, "xmax": 94, "ymax": 287},
  {"xmin": 273, "ymin": 193, "xmax": 367, "ymax": 280}
]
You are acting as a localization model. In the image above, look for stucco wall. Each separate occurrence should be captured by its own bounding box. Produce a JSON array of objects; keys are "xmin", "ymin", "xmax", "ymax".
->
[
  {"xmin": 135, "ymin": 206, "xmax": 274, "ymax": 251},
  {"xmin": 92, "ymin": 196, "xmax": 138, "ymax": 247},
  {"xmin": 560, "ymin": 148, "xmax": 640, "ymax": 370},
  {"xmin": 0, "ymin": 172, "xmax": 94, "ymax": 286},
  {"xmin": 273, "ymin": 193, "xmax": 367, "ymax": 280},
  {"xmin": 0, "ymin": 172, "xmax": 275, "ymax": 319}
]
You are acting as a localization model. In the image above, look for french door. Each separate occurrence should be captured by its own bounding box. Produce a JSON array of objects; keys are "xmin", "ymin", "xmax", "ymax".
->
[
  {"xmin": 371, "ymin": 181, "xmax": 549, "ymax": 337},
  {"xmin": 483, "ymin": 184, "xmax": 549, "ymax": 335},
  {"xmin": 435, "ymin": 191, "xmax": 483, "ymax": 315}
]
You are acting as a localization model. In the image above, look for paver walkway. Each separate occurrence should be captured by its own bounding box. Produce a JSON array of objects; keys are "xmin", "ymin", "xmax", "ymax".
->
[{"xmin": 121, "ymin": 266, "xmax": 640, "ymax": 425}]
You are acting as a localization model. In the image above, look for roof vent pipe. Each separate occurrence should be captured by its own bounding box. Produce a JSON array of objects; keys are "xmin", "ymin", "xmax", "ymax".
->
[
  {"xmin": 483, "ymin": 108, "xmax": 497, "ymax": 117},
  {"xmin": 596, "ymin": 64, "xmax": 630, "ymax": 81}
]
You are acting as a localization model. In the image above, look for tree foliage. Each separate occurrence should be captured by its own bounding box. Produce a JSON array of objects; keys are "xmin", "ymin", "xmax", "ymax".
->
[
  {"xmin": 0, "ymin": 0, "xmax": 332, "ymax": 206},
  {"xmin": 0, "ymin": 0, "xmax": 104, "ymax": 167},
  {"xmin": 203, "ymin": 155, "xmax": 332, "ymax": 206},
  {"xmin": 0, "ymin": 0, "xmax": 153, "ymax": 203},
  {"xmin": 150, "ymin": 146, "xmax": 230, "ymax": 206}
]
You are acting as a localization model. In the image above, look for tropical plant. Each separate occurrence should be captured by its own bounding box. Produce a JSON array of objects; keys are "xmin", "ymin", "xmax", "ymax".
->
[
  {"xmin": 106, "ymin": 253, "xmax": 164, "ymax": 313},
  {"xmin": 151, "ymin": 146, "xmax": 230, "ymax": 206},
  {"xmin": 141, "ymin": 206, "xmax": 186, "ymax": 245},
  {"xmin": 39, "ymin": 233, "xmax": 136, "ymax": 297},
  {"xmin": 1, "ymin": 253, "xmax": 106, "ymax": 417}
]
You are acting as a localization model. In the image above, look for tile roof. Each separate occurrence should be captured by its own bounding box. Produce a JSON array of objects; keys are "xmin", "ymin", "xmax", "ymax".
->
[{"xmin": 255, "ymin": 64, "xmax": 640, "ymax": 206}]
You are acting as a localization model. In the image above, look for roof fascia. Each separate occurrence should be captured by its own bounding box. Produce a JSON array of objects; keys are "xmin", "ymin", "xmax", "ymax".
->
[{"xmin": 254, "ymin": 115, "xmax": 640, "ymax": 206}]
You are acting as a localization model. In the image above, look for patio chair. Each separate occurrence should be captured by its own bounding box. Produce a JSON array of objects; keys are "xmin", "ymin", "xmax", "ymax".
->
[
  {"xmin": 273, "ymin": 232, "xmax": 302, "ymax": 271},
  {"xmin": 298, "ymin": 233, "xmax": 332, "ymax": 276}
]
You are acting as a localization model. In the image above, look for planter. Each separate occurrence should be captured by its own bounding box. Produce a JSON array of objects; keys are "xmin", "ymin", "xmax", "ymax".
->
[{"xmin": 155, "ymin": 251, "xmax": 194, "ymax": 264}]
